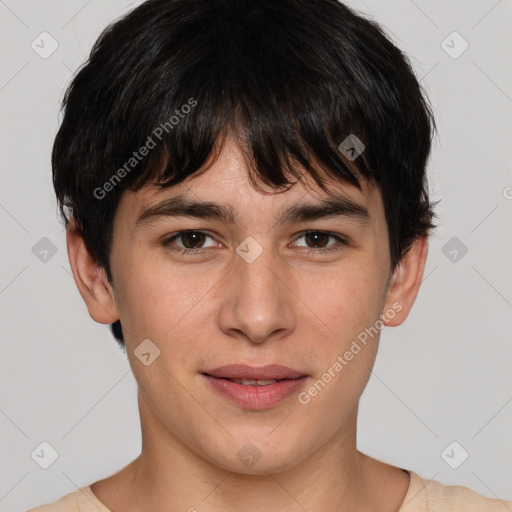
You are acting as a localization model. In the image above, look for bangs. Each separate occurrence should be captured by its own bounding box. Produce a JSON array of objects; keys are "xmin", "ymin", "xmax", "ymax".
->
[{"xmin": 90, "ymin": 1, "xmax": 388, "ymax": 198}]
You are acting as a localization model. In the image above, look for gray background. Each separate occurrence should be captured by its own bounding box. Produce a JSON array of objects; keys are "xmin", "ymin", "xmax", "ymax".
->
[{"xmin": 1, "ymin": 0, "xmax": 511, "ymax": 510}]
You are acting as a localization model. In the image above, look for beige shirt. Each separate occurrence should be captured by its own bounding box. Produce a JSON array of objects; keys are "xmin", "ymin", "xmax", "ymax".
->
[{"xmin": 27, "ymin": 470, "xmax": 512, "ymax": 511}]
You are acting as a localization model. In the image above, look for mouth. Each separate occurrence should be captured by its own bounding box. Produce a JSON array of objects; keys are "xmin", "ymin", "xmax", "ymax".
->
[
  {"xmin": 201, "ymin": 364, "xmax": 308, "ymax": 410},
  {"xmin": 202, "ymin": 363, "xmax": 307, "ymax": 381},
  {"xmin": 216, "ymin": 377, "xmax": 283, "ymax": 386}
]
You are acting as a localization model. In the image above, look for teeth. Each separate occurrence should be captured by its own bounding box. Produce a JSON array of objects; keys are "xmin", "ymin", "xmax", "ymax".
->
[{"xmin": 229, "ymin": 378, "xmax": 278, "ymax": 386}]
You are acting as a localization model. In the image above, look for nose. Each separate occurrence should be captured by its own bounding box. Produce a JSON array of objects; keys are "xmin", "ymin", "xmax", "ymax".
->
[{"xmin": 217, "ymin": 243, "xmax": 297, "ymax": 345}]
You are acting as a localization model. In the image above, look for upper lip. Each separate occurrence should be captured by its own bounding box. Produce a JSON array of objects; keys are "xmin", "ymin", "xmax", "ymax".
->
[{"xmin": 203, "ymin": 364, "xmax": 307, "ymax": 380}]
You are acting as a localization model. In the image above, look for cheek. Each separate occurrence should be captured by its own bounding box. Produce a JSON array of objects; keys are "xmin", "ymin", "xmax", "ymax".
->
[
  {"xmin": 116, "ymin": 273, "xmax": 170, "ymax": 342},
  {"xmin": 300, "ymin": 262, "xmax": 385, "ymax": 338},
  {"xmin": 294, "ymin": 261, "xmax": 386, "ymax": 394},
  {"xmin": 113, "ymin": 250, "xmax": 225, "ymax": 358},
  {"xmin": 296, "ymin": 272, "xmax": 383, "ymax": 425}
]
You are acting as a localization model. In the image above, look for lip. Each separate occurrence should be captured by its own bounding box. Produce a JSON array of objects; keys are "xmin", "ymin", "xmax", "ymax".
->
[
  {"xmin": 203, "ymin": 364, "xmax": 306, "ymax": 380},
  {"xmin": 202, "ymin": 365, "xmax": 308, "ymax": 410}
]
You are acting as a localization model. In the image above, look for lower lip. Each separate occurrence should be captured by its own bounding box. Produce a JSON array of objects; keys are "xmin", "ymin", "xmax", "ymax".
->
[{"xmin": 203, "ymin": 375, "xmax": 308, "ymax": 410}]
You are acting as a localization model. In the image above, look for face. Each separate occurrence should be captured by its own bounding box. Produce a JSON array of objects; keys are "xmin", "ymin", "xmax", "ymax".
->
[{"xmin": 70, "ymin": 136, "xmax": 425, "ymax": 474}]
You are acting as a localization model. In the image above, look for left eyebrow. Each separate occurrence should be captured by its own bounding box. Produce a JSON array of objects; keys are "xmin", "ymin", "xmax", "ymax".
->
[
  {"xmin": 135, "ymin": 193, "xmax": 370, "ymax": 227},
  {"xmin": 277, "ymin": 196, "xmax": 370, "ymax": 225}
]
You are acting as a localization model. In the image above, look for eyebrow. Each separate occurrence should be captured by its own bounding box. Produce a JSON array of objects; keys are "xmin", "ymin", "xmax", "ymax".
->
[{"xmin": 135, "ymin": 193, "xmax": 370, "ymax": 227}]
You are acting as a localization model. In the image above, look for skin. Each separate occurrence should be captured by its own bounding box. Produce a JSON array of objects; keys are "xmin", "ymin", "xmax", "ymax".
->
[{"xmin": 67, "ymin": 135, "xmax": 428, "ymax": 512}]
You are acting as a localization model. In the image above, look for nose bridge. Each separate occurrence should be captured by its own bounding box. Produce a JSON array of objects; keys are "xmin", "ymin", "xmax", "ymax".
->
[
  {"xmin": 237, "ymin": 241, "xmax": 280, "ymax": 298},
  {"xmin": 218, "ymin": 239, "xmax": 295, "ymax": 344}
]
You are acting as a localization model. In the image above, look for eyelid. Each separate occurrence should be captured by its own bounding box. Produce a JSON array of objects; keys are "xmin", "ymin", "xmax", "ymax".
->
[
  {"xmin": 163, "ymin": 229, "xmax": 221, "ymax": 248},
  {"xmin": 292, "ymin": 230, "xmax": 349, "ymax": 245},
  {"xmin": 291, "ymin": 231, "xmax": 349, "ymax": 254}
]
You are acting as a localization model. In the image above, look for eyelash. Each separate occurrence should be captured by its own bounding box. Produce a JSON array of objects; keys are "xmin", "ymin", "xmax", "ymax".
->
[{"xmin": 162, "ymin": 230, "xmax": 348, "ymax": 256}]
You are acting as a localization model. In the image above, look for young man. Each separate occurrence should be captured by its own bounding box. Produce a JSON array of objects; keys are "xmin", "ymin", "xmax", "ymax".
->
[{"xmin": 29, "ymin": 0, "xmax": 511, "ymax": 510}]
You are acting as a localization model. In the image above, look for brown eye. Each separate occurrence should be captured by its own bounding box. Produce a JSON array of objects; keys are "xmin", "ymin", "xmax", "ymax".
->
[
  {"xmin": 293, "ymin": 231, "xmax": 348, "ymax": 254},
  {"xmin": 304, "ymin": 231, "xmax": 331, "ymax": 248},
  {"xmin": 179, "ymin": 231, "xmax": 207, "ymax": 249},
  {"xmin": 163, "ymin": 230, "xmax": 218, "ymax": 256}
]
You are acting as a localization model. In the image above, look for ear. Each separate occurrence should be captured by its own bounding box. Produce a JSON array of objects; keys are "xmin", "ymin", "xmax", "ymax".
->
[
  {"xmin": 66, "ymin": 218, "xmax": 119, "ymax": 324},
  {"xmin": 382, "ymin": 236, "xmax": 429, "ymax": 327}
]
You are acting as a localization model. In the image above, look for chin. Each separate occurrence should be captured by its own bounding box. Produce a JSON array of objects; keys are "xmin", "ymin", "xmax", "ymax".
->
[{"xmin": 202, "ymin": 430, "xmax": 310, "ymax": 475}]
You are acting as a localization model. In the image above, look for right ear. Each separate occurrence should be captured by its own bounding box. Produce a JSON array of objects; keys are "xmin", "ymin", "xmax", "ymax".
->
[{"xmin": 66, "ymin": 218, "xmax": 119, "ymax": 324}]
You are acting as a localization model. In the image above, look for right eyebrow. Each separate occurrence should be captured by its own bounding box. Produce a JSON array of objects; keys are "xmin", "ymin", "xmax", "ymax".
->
[{"xmin": 135, "ymin": 194, "xmax": 236, "ymax": 226}]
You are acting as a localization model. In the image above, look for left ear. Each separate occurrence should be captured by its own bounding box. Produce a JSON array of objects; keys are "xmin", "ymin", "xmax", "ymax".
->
[{"xmin": 382, "ymin": 236, "xmax": 429, "ymax": 327}]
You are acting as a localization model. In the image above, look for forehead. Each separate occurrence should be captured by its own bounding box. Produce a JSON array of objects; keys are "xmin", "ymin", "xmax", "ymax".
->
[{"xmin": 116, "ymin": 136, "xmax": 384, "ymax": 230}]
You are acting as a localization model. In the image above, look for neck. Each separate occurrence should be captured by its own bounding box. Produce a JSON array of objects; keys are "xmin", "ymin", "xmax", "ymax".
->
[{"xmin": 92, "ymin": 390, "xmax": 409, "ymax": 512}]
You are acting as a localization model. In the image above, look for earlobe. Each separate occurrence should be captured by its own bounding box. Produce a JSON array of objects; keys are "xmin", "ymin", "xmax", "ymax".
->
[
  {"xmin": 382, "ymin": 236, "xmax": 429, "ymax": 327},
  {"xmin": 66, "ymin": 218, "xmax": 119, "ymax": 324}
]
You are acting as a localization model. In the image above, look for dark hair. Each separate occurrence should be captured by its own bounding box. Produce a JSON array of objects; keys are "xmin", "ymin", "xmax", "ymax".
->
[{"xmin": 52, "ymin": 0, "xmax": 438, "ymax": 347}]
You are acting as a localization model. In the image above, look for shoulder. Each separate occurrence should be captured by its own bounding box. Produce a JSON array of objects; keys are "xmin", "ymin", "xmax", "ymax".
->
[
  {"xmin": 401, "ymin": 470, "xmax": 512, "ymax": 511},
  {"xmin": 26, "ymin": 489, "xmax": 79, "ymax": 512},
  {"xmin": 26, "ymin": 485, "xmax": 110, "ymax": 512}
]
